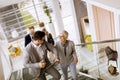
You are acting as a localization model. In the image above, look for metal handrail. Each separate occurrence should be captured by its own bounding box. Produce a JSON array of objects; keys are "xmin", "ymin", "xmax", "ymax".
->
[
  {"xmin": 76, "ymin": 38, "xmax": 120, "ymax": 46},
  {"xmin": 76, "ymin": 38, "xmax": 120, "ymax": 80}
]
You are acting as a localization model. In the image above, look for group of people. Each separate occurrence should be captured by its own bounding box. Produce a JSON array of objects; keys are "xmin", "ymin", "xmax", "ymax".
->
[{"xmin": 24, "ymin": 24, "xmax": 78, "ymax": 80}]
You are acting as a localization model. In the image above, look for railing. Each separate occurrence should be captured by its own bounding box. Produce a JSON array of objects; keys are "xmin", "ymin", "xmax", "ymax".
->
[
  {"xmin": 76, "ymin": 38, "xmax": 120, "ymax": 46},
  {"xmin": 75, "ymin": 38, "xmax": 120, "ymax": 80},
  {"xmin": 8, "ymin": 38, "xmax": 120, "ymax": 80}
]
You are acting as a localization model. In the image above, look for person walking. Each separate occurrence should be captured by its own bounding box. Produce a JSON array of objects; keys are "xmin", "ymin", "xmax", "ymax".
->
[
  {"xmin": 55, "ymin": 30, "xmax": 78, "ymax": 80},
  {"xmin": 42, "ymin": 28, "xmax": 54, "ymax": 45},
  {"xmin": 24, "ymin": 26, "xmax": 35, "ymax": 47},
  {"xmin": 24, "ymin": 31, "xmax": 61, "ymax": 80}
]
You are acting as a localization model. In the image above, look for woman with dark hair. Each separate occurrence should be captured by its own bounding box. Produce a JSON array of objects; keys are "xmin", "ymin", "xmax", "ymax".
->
[{"xmin": 42, "ymin": 28, "xmax": 54, "ymax": 45}]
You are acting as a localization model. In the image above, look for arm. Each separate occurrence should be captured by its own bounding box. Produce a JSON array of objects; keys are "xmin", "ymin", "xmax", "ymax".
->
[
  {"xmin": 23, "ymin": 47, "xmax": 46, "ymax": 68},
  {"xmin": 45, "ymin": 42, "xmax": 59, "ymax": 63},
  {"xmin": 23, "ymin": 49, "xmax": 40, "ymax": 68},
  {"xmin": 71, "ymin": 41, "xmax": 78, "ymax": 64}
]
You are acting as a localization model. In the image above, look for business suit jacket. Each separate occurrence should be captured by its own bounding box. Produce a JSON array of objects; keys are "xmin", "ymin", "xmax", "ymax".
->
[
  {"xmin": 47, "ymin": 33, "xmax": 54, "ymax": 45},
  {"xmin": 55, "ymin": 40, "xmax": 77, "ymax": 65},
  {"xmin": 24, "ymin": 41, "xmax": 58, "ymax": 77},
  {"xmin": 24, "ymin": 34, "xmax": 32, "ymax": 47}
]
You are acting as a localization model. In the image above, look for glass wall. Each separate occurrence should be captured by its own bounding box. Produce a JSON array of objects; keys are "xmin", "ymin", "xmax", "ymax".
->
[{"xmin": 76, "ymin": 39, "xmax": 120, "ymax": 80}]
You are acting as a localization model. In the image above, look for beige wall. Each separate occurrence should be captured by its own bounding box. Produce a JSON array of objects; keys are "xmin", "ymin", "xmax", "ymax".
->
[{"xmin": 92, "ymin": 5, "xmax": 115, "ymax": 49}]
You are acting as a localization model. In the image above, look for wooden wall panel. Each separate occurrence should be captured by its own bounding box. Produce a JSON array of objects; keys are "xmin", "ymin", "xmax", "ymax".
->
[{"xmin": 92, "ymin": 5, "xmax": 115, "ymax": 49}]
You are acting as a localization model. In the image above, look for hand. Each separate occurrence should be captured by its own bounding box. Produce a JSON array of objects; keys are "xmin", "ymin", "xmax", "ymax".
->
[
  {"xmin": 74, "ymin": 57, "xmax": 78, "ymax": 64},
  {"xmin": 54, "ymin": 59, "xmax": 60, "ymax": 64},
  {"xmin": 39, "ymin": 60, "xmax": 46, "ymax": 68}
]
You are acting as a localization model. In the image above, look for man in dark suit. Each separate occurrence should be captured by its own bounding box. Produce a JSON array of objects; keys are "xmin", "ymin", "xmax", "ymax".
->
[{"xmin": 24, "ymin": 26, "xmax": 35, "ymax": 47}]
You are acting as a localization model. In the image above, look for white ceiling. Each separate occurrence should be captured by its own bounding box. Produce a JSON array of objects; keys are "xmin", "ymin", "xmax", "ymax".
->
[
  {"xmin": 82, "ymin": 0, "xmax": 120, "ymax": 13},
  {"xmin": 82, "ymin": 0, "xmax": 120, "ymax": 9},
  {"xmin": 0, "ymin": 0, "xmax": 25, "ymax": 8},
  {"xmin": 1, "ymin": 0, "xmax": 120, "ymax": 12},
  {"xmin": 91, "ymin": 0, "xmax": 120, "ymax": 9}
]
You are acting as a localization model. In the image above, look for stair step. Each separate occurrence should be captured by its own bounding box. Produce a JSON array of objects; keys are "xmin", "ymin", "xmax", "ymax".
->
[{"xmin": 9, "ymin": 68, "xmax": 96, "ymax": 80}]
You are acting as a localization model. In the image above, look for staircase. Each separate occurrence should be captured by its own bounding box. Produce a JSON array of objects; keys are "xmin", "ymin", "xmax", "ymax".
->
[{"xmin": 9, "ymin": 67, "xmax": 96, "ymax": 80}]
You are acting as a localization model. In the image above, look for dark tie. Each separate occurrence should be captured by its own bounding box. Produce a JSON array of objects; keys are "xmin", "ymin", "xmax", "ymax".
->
[{"xmin": 63, "ymin": 44, "xmax": 66, "ymax": 56}]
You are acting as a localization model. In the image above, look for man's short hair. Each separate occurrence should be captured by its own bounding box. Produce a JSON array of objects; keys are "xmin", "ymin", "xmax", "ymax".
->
[{"xmin": 32, "ymin": 31, "xmax": 45, "ymax": 40}]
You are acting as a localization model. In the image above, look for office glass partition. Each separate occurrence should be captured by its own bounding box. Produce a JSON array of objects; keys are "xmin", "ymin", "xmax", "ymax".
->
[
  {"xmin": 96, "ymin": 41, "xmax": 119, "ymax": 80},
  {"xmin": 75, "ymin": 45, "xmax": 99, "ymax": 79},
  {"xmin": 76, "ymin": 39, "xmax": 120, "ymax": 80}
]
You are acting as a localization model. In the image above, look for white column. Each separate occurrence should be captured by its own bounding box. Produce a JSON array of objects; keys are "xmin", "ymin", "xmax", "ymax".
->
[
  {"xmin": 86, "ymin": 2, "xmax": 98, "ymax": 54},
  {"xmin": 0, "ymin": 52, "xmax": 4, "ymax": 80},
  {"xmin": 51, "ymin": 0, "xmax": 64, "ymax": 36},
  {"xmin": 0, "ymin": 24, "xmax": 12, "ymax": 80},
  {"xmin": 114, "ymin": 12, "xmax": 120, "ymax": 71},
  {"xmin": 87, "ymin": 3, "xmax": 97, "ymax": 50},
  {"xmin": 86, "ymin": 2, "xmax": 99, "ymax": 75},
  {"xmin": 86, "ymin": 2, "xmax": 104, "ymax": 78},
  {"xmin": 46, "ymin": 22, "xmax": 56, "ymax": 38},
  {"xmin": 69, "ymin": 0, "xmax": 81, "ymax": 44}
]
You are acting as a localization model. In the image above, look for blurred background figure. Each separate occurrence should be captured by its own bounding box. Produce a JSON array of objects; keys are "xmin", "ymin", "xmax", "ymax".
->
[
  {"xmin": 35, "ymin": 22, "xmax": 45, "ymax": 31},
  {"xmin": 42, "ymin": 28, "xmax": 55, "ymax": 63},
  {"xmin": 24, "ymin": 26, "xmax": 35, "ymax": 47},
  {"xmin": 42, "ymin": 28, "xmax": 54, "ymax": 45}
]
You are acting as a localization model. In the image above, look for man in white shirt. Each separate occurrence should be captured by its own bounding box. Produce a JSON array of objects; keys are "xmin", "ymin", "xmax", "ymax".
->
[{"xmin": 24, "ymin": 31, "xmax": 61, "ymax": 80}]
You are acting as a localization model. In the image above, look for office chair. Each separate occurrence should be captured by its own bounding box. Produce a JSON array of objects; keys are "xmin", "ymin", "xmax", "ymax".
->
[{"xmin": 105, "ymin": 46, "xmax": 118, "ymax": 67}]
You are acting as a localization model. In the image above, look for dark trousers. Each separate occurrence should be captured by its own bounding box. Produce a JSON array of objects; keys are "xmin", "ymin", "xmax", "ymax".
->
[{"xmin": 37, "ymin": 67, "xmax": 61, "ymax": 80}]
